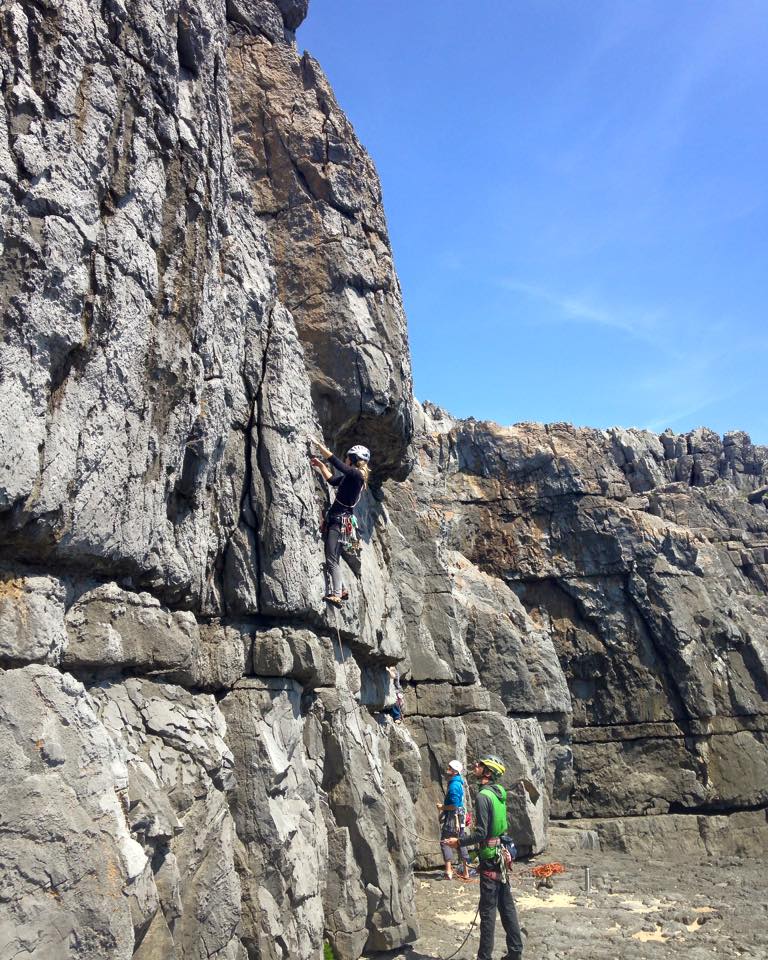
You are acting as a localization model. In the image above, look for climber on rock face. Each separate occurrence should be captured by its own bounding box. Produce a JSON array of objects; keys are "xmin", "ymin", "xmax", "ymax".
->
[
  {"xmin": 309, "ymin": 436, "xmax": 370, "ymax": 607},
  {"xmin": 443, "ymin": 755, "xmax": 524, "ymax": 960}
]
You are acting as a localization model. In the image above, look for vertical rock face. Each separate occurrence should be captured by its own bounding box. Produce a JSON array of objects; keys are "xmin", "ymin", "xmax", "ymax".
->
[
  {"xmin": 1, "ymin": 0, "xmax": 766, "ymax": 957},
  {"xmin": 226, "ymin": 33, "xmax": 414, "ymax": 480},
  {"xmin": 0, "ymin": 2, "xmax": 425, "ymax": 957}
]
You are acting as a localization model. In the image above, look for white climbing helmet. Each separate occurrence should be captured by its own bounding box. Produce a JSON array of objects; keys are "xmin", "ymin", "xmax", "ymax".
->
[{"xmin": 346, "ymin": 444, "xmax": 371, "ymax": 463}]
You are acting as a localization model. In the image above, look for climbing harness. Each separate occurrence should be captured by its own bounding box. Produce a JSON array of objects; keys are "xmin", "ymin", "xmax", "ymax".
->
[
  {"xmin": 338, "ymin": 513, "xmax": 359, "ymax": 551},
  {"xmin": 495, "ymin": 835, "xmax": 518, "ymax": 887}
]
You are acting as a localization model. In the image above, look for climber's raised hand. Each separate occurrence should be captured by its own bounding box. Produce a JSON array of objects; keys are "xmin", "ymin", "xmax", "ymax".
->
[{"xmin": 308, "ymin": 435, "xmax": 332, "ymax": 460}]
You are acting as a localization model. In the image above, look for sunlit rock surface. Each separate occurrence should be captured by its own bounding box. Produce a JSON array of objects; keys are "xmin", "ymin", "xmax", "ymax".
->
[{"xmin": 1, "ymin": 0, "xmax": 767, "ymax": 957}]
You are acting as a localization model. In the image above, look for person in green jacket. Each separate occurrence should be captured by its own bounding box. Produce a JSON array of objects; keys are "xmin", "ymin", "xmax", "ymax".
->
[{"xmin": 443, "ymin": 754, "xmax": 523, "ymax": 960}]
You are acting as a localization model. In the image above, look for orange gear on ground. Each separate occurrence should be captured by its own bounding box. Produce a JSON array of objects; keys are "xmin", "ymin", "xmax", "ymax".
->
[{"xmin": 531, "ymin": 862, "xmax": 565, "ymax": 879}]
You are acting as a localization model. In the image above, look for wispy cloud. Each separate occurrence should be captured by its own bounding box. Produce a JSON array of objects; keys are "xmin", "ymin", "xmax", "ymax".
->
[
  {"xmin": 536, "ymin": 1, "xmax": 768, "ymax": 251},
  {"xmin": 499, "ymin": 276, "xmax": 764, "ymax": 436},
  {"xmin": 636, "ymin": 331, "xmax": 761, "ymax": 434},
  {"xmin": 499, "ymin": 277, "xmax": 667, "ymax": 345},
  {"xmin": 643, "ymin": 392, "xmax": 738, "ymax": 435}
]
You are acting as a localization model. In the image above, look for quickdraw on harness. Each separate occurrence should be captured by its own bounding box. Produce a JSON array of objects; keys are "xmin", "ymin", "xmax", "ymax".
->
[
  {"xmin": 325, "ymin": 489, "xmax": 363, "ymax": 552},
  {"xmin": 339, "ymin": 512, "xmax": 360, "ymax": 551},
  {"xmin": 480, "ymin": 834, "xmax": 518, "ymax": 887}
]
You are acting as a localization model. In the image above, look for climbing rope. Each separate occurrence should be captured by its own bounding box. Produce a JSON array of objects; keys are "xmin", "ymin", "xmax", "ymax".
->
[
  {"xmin": 433, "ymin": 863, "xmax": 567, "ymax": 960},
  {"xmin": 327, "ymin": 618, "xmax": 566, "ymax": 960},
  {"xmin": 502, "ymin": 861, "xmax": 567, "ymax": 883},
  {"xmin": 439, "ymin": 901, "xmax": 480, "ymax": 960},
  {"xmin": 331, "ymin": 618, "xmax": 384, "ymax": 793},
  {"xmin": 330, "ymin": 617, "xmax": 437, "ymax": 844},
  {"xmin": 330, "ymin": 615, "xmax": 567, "ymax": 865},
  {"xmin": 530, "ymin": 861, "xmax": 565, "ymax": 879}
]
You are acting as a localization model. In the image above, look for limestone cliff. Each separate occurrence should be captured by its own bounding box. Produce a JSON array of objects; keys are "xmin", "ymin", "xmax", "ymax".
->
[
  {"xmin": 386, "ymin": 406, "xmax": 768, "ymax": 845},
  {"xmin": 1, "ymin": 1, "xmax": 767, "ymax": 958},
  {"xmin": 0, "ymin": 1, "xmax": 423, "ymax": 957}
]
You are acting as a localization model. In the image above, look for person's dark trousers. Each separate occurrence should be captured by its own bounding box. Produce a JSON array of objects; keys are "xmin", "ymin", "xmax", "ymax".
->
[
  {"xmin": 324, "ymin": 519, "xmax": 344, "ymax": 596},
  {"xmin": 477, "ymin": 871, "xmax": 523, "ymax": 960}
]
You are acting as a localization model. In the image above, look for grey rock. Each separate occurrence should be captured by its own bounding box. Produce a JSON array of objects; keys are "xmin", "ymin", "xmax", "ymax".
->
[
  {"xmin": 184, "ymin": 621, "xmax": 251, "ymax": 690},
  {"xmin": 566, "ymin": 809, "xmax": 768, "ymax": 859},
  {"xmin": 63, "ymin": 582, "xmax": 197, "ymax": 673},
  {"xmin": 226, "ymin": 0, "xmax": 285, "ymax": 41},
  {"xmin": 89, "ymin": 677, "xmax": 243, "ymax": 959},
  {"xmin": 310, "ymin": 684, "xmax": 419, "ymax": 954},
  {"xmin": 0, "ymin": 666, "xmax": 141, "ymax": 959},
  {"xmin": 227, "ymin": 38, "xmax": 414, "ymax": 480},
  {"xmin": 2, "ymin": 0, "xmax": 767, "ymax": 953},
  {"xmin": 249, "ymin": 626, "xmax": 336, "ymax": 687},
  {"xmin": 323, "ymin": 814, "xmax": 368, "ymax": 960},
  {"xmin": 220, "ymin": 678, "xmax": 328, "ymax": 959},
  {"xmin": 247, "ymin": 303, "xmax": 327, "ymax": 619},
  {"xmin": 407, "ymin": 711, "xmax": 548, "ymax": 865},
  {"xmin": 388, "ymin": 413, "xmax": 768, "ymax": 822},
  {"xmin": 274, "ymin": 0, "xmax": 309, "ymax": 31},
  {"xmin": 0, "ymin": 572, "xmax": 67, "ymax": 665},
  {"xmin": 411, "ymin": 681, "xmax": 495, "ymax": 717}
]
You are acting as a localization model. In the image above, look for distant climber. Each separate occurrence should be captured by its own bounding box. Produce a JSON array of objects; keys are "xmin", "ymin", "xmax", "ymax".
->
[
  {"xmin": 443, "ymin": 755, "xmax": 524, "ymax": 960},
  {"xmin": 436, "ymin": 759, "xmax": 472, "ymax": 880},
  {"xmin": 386, "ymin": 665, "xmax": 405, "ymax": 723},
  {"xmin": 309, "ymin": 436, "xmax": 370, "ymax": 607}
]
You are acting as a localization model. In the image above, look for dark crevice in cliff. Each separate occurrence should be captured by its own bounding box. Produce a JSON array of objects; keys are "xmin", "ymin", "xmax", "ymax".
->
[
  {"xmin": 553, "ymin": 800, "xmax": 768, "ymax": 821},
  {"xmin": 247, "ymin": 302, "xmax": 280, "ymax": 616},
  {"xmin": 624, "ymin": 575, "xmax": 694, "ymax": 722},
  {"xmin": 412, "ymin": 710, "xmax": 497, "ymax": 719},
  {"xmin": 570, "ymin": 716, "xmax": 768, "ymax": 732},
  {"xmin": 509, "ymin": 711, "xmax": 570, "ymax": 724},
  {"xmin": 666, "ymin": 799, "xmax": 768, "ymax": 816}
]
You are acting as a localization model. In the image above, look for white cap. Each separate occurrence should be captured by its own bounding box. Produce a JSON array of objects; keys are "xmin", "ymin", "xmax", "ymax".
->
[{"xmin": 448, "ymin": 760, "xmax": 463, "ymax": 774}]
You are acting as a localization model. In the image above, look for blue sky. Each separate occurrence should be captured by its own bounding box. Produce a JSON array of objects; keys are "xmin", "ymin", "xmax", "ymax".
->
[{"xmin": 297, "ymin": 1, "xmax": 768, "ymax": 443}]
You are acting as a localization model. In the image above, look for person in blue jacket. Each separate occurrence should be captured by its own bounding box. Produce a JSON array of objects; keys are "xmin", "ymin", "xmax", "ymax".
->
[{"xmin": 436, "ymin": 760, "xmax": 472, "ymax": 880}]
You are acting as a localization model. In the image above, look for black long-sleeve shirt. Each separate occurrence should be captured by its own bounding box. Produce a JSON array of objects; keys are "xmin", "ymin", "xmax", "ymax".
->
[{"xmin": 326, "ymin": 454, "xmax": 365, "ymax": 519}]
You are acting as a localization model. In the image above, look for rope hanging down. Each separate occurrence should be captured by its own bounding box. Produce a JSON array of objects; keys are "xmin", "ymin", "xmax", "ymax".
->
[
  {"xmin": 439, "ymin": 901, "xmax": 481, "ymax": 960},
  {"xmin": 331, "ymin": 617, "xmax": 436, "ymax": 843},
  {"xmin": 329, "ymin": 617, "xmax": 567, "ymax": 960}
]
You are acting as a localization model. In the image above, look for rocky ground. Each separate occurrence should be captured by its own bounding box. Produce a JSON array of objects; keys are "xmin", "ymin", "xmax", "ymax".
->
[{"xmin": 372, "ymin": 843, "xmax": 768, "ymax": 960}]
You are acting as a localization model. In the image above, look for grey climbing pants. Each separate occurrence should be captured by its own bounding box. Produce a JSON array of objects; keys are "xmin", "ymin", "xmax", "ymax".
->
[
  {"xmin": 324, "ymin": 518, "xmax": 344, "ymax": 596},
  {"xmin": 477, "ymin": 870, "xmax": 523, "ymax": 960}
]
